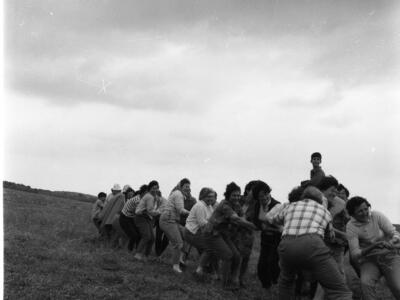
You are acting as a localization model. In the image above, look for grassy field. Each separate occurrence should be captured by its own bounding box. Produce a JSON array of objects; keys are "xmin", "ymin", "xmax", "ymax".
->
[{"xmin": 3, "ymin": 188, "xmax": 395, "ymax": 299}]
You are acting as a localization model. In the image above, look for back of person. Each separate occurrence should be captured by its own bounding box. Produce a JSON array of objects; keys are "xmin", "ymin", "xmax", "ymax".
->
[{"xmin": 281, "ymin": 199, "xmax": 329, "ymax": 237}]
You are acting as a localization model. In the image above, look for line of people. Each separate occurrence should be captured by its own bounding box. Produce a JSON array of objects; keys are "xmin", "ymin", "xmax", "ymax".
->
[{"xmin": 90, "ymin": 152, "xmax": 400, "ymax": 299}]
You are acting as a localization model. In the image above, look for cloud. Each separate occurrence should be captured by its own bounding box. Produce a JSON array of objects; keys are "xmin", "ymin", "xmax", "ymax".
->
[{"xmin": 5, "ymin": 0, "xmax": 399, "ymax": 114}]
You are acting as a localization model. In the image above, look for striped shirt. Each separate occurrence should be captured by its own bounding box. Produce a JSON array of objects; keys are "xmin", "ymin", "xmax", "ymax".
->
[
  {"xmin": 273, "ymin": 199, "xmax": 332, "ymax": 237},
  {"xmin": 121, "ymin": 195, "xmax": 141, "ymax": 218}
]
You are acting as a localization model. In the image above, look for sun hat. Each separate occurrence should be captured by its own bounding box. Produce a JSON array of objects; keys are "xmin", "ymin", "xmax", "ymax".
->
[
  {"xmin": 111, "ymin": 183, "xmax": 122, "ymax": 191},
  {"xmin": 122, "ymin": 184, "xmax": 132, "ymax": 193}
]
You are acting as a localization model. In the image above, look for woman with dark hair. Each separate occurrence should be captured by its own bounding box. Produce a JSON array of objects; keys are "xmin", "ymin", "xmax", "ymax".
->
[
  {"xmin": 346, "ymin": 196, "xmax": 400, "ymax": 300},
  {"xmin": 119, "ymin": 187, "xmax": 141, "ymax": 251},
  {"xmin": 203, "ymin": 182, "xmax": 256, "ymax": 290},
  {"xmin": 159, "ymin": 178, "xmax": 191, "ymax": 273},
  {"xmin": 134, "ymin": 180, "xmax": 161, "ymax": 261},
  {"xmin": 252, "ymin": 181, "xmax": 282, "ymax": 290},
  {"xmin": 232, "ymin": 181, "xmax": 259, "ymax": 288}
]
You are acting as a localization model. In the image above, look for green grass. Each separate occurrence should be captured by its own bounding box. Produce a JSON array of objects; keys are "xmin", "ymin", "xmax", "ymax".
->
[{"xmin": 3, "ymin": 188, "xmax": 395, "ymax": 299}]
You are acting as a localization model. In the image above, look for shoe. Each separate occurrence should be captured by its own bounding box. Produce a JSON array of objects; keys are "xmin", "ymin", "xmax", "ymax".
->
[
  {"xmin": 172, "ymin": 264, "xmax": 183, "ymax": 273},
  {"xmin": 134, "ymin": 253, "xmax": 143, "ymax": 261}
]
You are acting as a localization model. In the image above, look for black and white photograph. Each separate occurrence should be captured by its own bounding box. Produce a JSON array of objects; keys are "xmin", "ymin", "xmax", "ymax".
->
[{"xmin": 3, "ymin": 0, "xmax": 400, "ymax": 299}]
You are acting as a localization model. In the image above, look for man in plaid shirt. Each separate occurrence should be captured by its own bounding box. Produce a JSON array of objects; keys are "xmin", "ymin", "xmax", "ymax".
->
[{"xmin": 271, "ymin": 186, "xmax": 352, "ymax": 299}]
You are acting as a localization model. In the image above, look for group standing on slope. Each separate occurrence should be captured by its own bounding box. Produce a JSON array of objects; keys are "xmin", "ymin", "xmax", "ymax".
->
[{"xmin": 91, "ymin": 152, "xmax": 400, "ymax": 299}]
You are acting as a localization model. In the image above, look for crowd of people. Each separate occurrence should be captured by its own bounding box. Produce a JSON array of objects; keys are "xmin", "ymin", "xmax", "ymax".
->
[{"xmin": 91, "ymin": 152, "xmax": 400, "ymax": 299}]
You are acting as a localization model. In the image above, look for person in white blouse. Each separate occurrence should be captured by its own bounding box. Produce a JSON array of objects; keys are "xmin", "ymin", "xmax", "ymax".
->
[{"xmin": 184, "ymin": 187, "xmax": 216, "ymax": 276}]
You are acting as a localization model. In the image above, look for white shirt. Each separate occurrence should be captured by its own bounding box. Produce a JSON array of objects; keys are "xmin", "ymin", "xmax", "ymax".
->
[{"xmin": 185, "ymin": 200, "xmax": 213, "ymax": 234}]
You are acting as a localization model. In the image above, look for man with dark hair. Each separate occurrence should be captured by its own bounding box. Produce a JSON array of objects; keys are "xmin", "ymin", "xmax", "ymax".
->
[{"xmin": 309, "ymin": 152, "xmax": 325, "ymax": 187}]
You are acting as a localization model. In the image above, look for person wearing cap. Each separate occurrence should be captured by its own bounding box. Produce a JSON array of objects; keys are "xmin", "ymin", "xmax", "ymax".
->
[
  {"xmin": 122, "ymin": 185, "xmax": 134, "ymax": 202},
  {"xmin": 309, "ymin": 152, "xmax": 325, "ymax": 187},
  {"xmin": 134, "ymin": 180, "xmax": 161, "ymax": 261},
  {"xmin": 104, "ymin": 183, "xmax": 123, "ymax": 205},
  {"xmin": 159, "ymin": 178, "xmax": 191, "ymax": 273},
  {"xmin": 98, "ymin": 184, "xmax": 125, "ymax": 244}
]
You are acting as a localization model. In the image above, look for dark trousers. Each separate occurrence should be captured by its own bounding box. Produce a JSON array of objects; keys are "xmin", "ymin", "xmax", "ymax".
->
[
  {"xmin": 204, "ymin": 232, "xmax": 241, "ymax": 287},
  {"xmin": 119, "ymin": 213, "xmax": 140, "ymax": 251},
  {"xmin": 278, "ymin": 234, "xmax": 352, "ymax": 300},
  {"xmin": 134, "ymin": 215, "xmax": 154, "ymax": 256},
  {"xmin": 258, "ymin": 232, "xmax": 281, "ymax": 289},
  {"xmin": 184, "ymin": 228, "xmax": 219, "ymax": 273},
  {"xmin": 154, "ymin": 216, "xmax": 169, "ymax": 256}
]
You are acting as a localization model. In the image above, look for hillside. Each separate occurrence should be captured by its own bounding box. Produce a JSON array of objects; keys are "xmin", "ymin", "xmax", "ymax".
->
[
  {"xmin": 3, "ymin": 180, "xmax": 97, "ymax": 203},
  {"xmin": 3, "ymin": 188, "xmax": 396, "ymax": 299},
  {"xmin": 3, "ymin": 188, "xmax": 271, "ymax": 300}
]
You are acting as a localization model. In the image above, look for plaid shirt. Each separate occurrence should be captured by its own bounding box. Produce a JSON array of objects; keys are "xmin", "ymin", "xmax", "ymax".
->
[{"xmin": 273, "ymin": 199, "xmax": 332, "ymax": 238}]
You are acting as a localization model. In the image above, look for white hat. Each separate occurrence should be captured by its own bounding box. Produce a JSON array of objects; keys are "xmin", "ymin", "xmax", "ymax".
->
[
  {"xmin": 122, "ymin": 184, "xmax": 132, "ymax": 193},
  {"xmin": 111, "ymin": 183, "xmax": 122, "ymax": 191}
]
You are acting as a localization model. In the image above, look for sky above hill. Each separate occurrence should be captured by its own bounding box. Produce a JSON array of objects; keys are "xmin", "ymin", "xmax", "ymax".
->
[{"xmin": 4, "ymin": 0, "xmax": 400, "ymax": 222}]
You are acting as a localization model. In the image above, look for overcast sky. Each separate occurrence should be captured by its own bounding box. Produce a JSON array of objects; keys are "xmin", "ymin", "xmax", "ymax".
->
[{"xmin": 4, "ymin": 0, "xmax": 400, "ymax": 222}]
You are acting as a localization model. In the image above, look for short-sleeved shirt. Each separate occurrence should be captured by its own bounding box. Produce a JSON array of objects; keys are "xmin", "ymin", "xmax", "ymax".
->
[
  {"xmin": 204, "ymin": 200, "xmax": 238, "ymax": 236},
  {"xmin": 273, "ymin": 199, "xmax": 332, "ymax": 238},
  {"xmin": 346, "ymin": 210, "xmax": 400, "ymax": 262}
]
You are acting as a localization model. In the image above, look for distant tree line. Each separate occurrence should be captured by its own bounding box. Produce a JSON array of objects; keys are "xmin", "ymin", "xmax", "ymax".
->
[{"xmin": 3, "ymin": 180, "xmax": 97, "ymax": 203}]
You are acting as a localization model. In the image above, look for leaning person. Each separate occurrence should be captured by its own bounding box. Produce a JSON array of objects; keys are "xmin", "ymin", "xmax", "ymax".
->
[
  {"xmin": 159, "ymin": 178, "xmax": 191, "ymax": 273},
  {"xmin": 98, "ymin": 184, "xmax": 125, "ymax": 243},
  {"xmin": 271, "ymin": 186, "xmax": 352, "ymax": 300},
  {"xmin": 203, "ymin": 182, "xmax": 256, "ymax": 290},
  {"xmin": 313, "ymin": 176, "xmax": 348, "ymax": 300},
  {"xmin": 154, "ymin": 191, "xmax": 169, "ymax": 257},
  {"xmin": 92, "ymin": 192, "xmax": 107, "ymax": 231},
  {"xmin": 134, "ymin": 180, "xmax": 161, "ymax": 261},
  {"xmin": 253, "ymin": 181, "xmax": 282, "ymax": 290},
  {"xmin": 232, "ymin": 181, "xmax": 260, "ymax": 288},
  {"xmin": 184, "ymin": 187, "xmax": 215, "ymax": 276},
  {"xmin": 346, "ymin": 196, "xmax": 400, "ymax": 300},
  {"xmin": 119, "ymin": 187, "xmax": 141, "ymax": 252}
]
